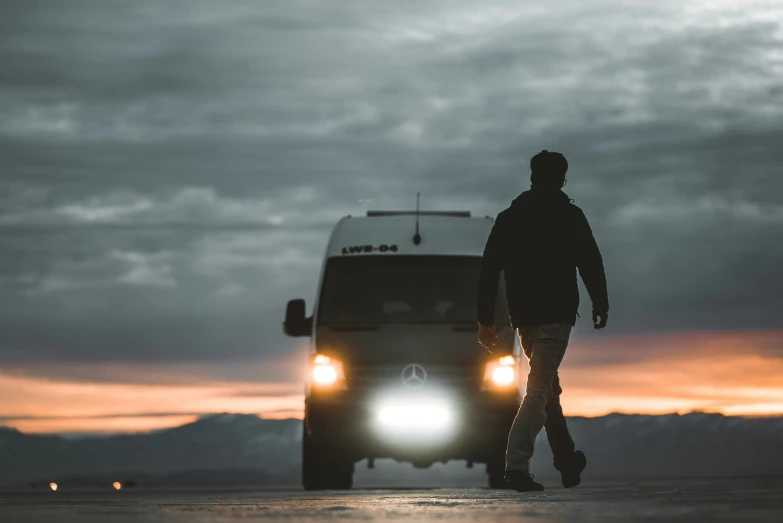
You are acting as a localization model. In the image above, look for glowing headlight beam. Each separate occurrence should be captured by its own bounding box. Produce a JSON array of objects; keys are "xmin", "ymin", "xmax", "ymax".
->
[
  {"xmin": 375, "ymin": 401, "xmax": 455, "ymax": 431},
  {"xmin": 312, "ymin": 364, "xmax": 338, "ymax": 385},
  {"xmin": 310, "ymin": 353, "xmax": 346, "ymax": 389},
  {"xmin": 483, "ymin": 355, "xmax": 519, "ymax": 389},
  {"xmin": 492, "ymin": 366, "xmax": 515, "ymax": 387}
]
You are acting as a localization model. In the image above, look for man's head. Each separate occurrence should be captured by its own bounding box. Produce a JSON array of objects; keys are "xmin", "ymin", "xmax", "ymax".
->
[{"xmin": 530, "ymin": 150, "xmax": 568, "ymax": 189}]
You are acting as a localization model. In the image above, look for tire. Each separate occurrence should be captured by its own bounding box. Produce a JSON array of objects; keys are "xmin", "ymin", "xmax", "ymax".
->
[
  {"xmin": 486, "ymin": 453, "xmax": 508, "ymax": 489},
  {"xmin": 302, "ymin": 422, "xmax": 354, "ymax": 490}
]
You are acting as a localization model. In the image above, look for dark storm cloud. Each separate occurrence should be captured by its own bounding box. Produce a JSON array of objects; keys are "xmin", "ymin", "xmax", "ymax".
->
[{"xmin": 1, "ymin": 0, "xmax": 782, "ymax": 369}]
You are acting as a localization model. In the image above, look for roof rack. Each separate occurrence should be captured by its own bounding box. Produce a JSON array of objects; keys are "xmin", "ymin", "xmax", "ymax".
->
[{"xmin": 366, "ymin": 211, "xmax": 471, "ymax": 217}]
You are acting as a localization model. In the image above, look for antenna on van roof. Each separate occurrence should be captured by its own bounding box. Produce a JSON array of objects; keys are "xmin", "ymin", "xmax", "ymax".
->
[{"xmin": 412, "ymin": 193, "xmax": 422, "ymax": 245}]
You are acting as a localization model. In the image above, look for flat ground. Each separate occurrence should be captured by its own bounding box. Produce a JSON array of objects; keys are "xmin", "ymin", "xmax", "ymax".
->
[{"xmin": 1, "ymin": 480, "xmax": 782, "ymax": 522}]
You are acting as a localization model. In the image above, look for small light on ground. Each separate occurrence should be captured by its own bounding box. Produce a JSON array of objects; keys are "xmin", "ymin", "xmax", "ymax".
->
[
  {"xmin": 112, "ymin": 482, "xmax": 122, "ymax": 491},
  {"xmin": 49, "ymin": 482, "xmax": 58, "ymax": 491}
]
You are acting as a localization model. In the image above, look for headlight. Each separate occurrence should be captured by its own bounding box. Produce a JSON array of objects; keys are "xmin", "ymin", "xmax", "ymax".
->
[
  {"xmin": 492, "ymin": 366, "xmax": 515, "ymax": 386},
  {"xmin": 377, "ymin": 401, "xmax": 453, "ymax": 429},
  {"xmin": 310, "ymin": 354, "xmax": 346, "ymax": 389},
  {"xmin": 372, "ymin": 396, "xmax": 459, "ymax": 444},
  {"xmin": 483, "ymin": 355, "xmax": 518, "ymax": 389}
]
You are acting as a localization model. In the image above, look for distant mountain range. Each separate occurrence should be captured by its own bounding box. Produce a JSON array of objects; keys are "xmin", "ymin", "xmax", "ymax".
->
[
  {"xmin": 0, "ymin": 414, "xmax": 301, "ymax": 487},
  {"xmin": 1, "ymin": 413, "xmax": 781, "ymax": 488}
]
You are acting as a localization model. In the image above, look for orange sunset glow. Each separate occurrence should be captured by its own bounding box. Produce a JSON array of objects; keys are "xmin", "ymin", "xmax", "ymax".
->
[
  {"xmin": 559, "ymin": 330, "xmax": 783, "ymax": 417},
  {"xmin": 1, "ymin": 330, "xmax": 781, "ymax": 434}
]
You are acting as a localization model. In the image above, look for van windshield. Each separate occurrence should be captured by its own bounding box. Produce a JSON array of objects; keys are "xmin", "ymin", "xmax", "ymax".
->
[{"xmin": 317, "ymin": 256, "xmax": 508, "ymax": 325}]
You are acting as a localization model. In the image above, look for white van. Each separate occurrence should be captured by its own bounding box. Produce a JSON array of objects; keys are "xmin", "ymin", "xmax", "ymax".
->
[{"xmin": 284, "ymin": 210, "xmax": 520, "ymax": 490}]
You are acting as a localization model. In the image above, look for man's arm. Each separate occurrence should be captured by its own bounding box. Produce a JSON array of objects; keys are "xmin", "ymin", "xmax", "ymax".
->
[
  {"xmin": 574, "ymin": 208, "xmax": 609, "ymax": 328},
  {"xmin": 476, "ymin": 212, "xmax": 507, "ymax": 327}
]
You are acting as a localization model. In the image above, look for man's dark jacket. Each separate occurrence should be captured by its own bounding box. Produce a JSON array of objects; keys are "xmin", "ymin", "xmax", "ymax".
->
[{"xmin": 477, "ymin": 187, "xmax": 608, "ymax": 327}]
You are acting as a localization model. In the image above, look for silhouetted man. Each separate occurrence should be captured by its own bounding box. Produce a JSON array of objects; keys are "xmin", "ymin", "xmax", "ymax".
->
[{"xmin": 477, "ymin": 150, "xmax": 609, "ymax": 492}]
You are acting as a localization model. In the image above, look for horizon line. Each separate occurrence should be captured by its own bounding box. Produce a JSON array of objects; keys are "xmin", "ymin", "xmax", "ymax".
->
[{"xmin": 3, "ymin": 409, "xmax": 781, "ymax": 437}]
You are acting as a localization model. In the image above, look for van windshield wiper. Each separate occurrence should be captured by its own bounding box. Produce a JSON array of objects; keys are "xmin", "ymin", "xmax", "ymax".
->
[
  {"xmin": 417, "ymin": 319, "xmax": 476, "ymax": 324},
  {"xmin": 323, "ymin": 322, "xmax": 380, "ymax": 331}
]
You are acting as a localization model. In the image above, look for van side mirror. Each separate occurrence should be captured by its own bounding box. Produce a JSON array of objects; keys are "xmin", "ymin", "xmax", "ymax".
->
[{"xmin": 283, "ymin": 298, "xmax": 313, "ymax": 337}]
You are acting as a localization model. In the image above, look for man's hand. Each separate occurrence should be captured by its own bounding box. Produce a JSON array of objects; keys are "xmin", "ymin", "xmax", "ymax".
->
[
  {"xmin": 592, "ymin": 310, "xmax": 609, "ymax": 330},
  {"xmin": 478, "ymin": 324, "xmax": 498, "ymax": 352}
]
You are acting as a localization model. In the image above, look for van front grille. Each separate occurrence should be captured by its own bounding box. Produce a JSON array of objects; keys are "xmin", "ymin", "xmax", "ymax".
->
[{"xmin": 346, "ymin": 364, "xmax": 480, "ymax": 394}]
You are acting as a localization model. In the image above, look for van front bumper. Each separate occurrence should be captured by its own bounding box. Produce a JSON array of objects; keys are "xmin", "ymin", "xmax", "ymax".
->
[{"xmin": 304, "ymin": 391, "xmax": 520, "ymax": 465}]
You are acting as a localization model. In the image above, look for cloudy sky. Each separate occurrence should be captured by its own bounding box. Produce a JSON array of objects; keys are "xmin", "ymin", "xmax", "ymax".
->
[{"xmin": 1, "ymin": 0, "xmax": 782, "ymax": 433}]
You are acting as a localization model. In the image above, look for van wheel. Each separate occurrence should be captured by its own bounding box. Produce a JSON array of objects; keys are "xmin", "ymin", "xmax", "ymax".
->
[
  {"xmin": 302, "ymin": 423, "xmax": 354, "ymax": 490},
  {"xmin": 486, "ymin": 454, "xmax": 508, "ymax": 489}
]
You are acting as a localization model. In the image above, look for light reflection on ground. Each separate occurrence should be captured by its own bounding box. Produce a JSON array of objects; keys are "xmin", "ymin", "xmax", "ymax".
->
[{"xmin": 1, "ymin": 480, "xmax": 781, "ymax": 522}]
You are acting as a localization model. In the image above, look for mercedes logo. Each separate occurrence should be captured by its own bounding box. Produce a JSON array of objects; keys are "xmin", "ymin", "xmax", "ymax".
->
[{"xmin": 401, "ymin": 363, "xmax": 427, "ymax": 389}]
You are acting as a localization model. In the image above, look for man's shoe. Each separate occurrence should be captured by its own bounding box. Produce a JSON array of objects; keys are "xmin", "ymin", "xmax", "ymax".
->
[
  {"xmin": 559, "ymin": 450, "xmax": 587, "ymax": 488},
  {"xmin": 504, "ymin": 470, "xmax": 544, "ymax": 492}
]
